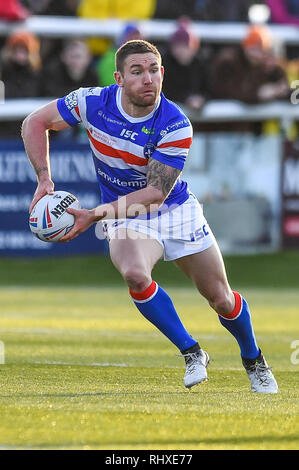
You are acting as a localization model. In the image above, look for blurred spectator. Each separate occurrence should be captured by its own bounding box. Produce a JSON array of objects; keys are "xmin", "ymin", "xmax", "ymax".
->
[
  {"xmin": 0, "ymin": 30, "xmax": 42, "ymax": 137},
  {"xmin": 0, "ymin": 30, "xmax": 42, "ymax": 98},
  {"xmin": 0, "ymin": 0, "xmax": 30, "ymax": 21},
  {"xmin": 208, "ymin": 25, "xmax": 290, "ymax": 104},
  {"xmin": 203, "ymin": 0, "xmax": 256, "ymax": 21},
  {"xmin": 77, "ymin": 0, "xmax": 156, "ymax": 56},
  {"xmin": 21, "ymin": 0, "xmax": 80, "ymax": 16},
  {"xmin": 266, "ymin": 0, "xmax": 299, "ymax": 59},
  {"xmin": 18, "ymin": 1, "xmax": 81, "ymax": 67},
  {"xmin": 97, "ymin": 23, "xmax": 142, "ymax": 87},
  {"xmin": 162, "ymin": 22, "xmax": 208, "ymax": 111},
  {"xmin": 154, "ymin": 0, "xmax": 201, "ymax": 20},
  {"xmin": 41, "ymin": 38, "xmax": 98, "ymax": 97},
  {"xmin": 154, "ymin": 0, "xmax": 255, "ymax": 21},
  {"xmin": 266, "ymin": 0, "xmax": 299, "ymax": 26}
]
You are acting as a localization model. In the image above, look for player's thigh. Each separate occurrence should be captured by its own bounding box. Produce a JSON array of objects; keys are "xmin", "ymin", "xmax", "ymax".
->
[
  {"xmin": 109, "ymin": 228, "xmax": 164, "ymax": 278},
  {"xmin": 175, "ymin": 243, "xmax": 232, "ymax": 301}
]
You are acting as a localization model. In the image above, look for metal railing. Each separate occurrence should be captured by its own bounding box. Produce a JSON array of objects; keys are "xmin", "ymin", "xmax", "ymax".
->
[
  {"xmin": 0, "ymin": 98, "xmax": 298, "ymax": 132},
  {"xmin": 0, "ymin": 16, "xmax": 299, "ymax": 44}
]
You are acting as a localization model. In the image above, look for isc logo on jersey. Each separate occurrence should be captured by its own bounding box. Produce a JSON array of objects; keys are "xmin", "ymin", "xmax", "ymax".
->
[{"xmin": 120, "ymin": 129, "xmax": 138, "ymax": 141}]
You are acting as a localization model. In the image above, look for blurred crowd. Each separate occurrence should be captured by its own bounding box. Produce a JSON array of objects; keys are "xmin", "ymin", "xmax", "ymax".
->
[{"xmin": 0, "ymin": 0, "xmax": 299, "ymax": 137}]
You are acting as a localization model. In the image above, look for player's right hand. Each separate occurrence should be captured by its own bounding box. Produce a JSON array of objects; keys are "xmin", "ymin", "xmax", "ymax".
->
[
  {"xmin": 29, "ymin": 179, "xmax": 55, "ymax": 214},
  {"xmin": 59, "ymin": 207, "xmax": 95, "ymax": 242}
]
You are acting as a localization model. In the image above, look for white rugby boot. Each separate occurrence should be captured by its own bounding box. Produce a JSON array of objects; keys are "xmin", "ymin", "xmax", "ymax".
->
[
  {"xmin": 242, "ymin": 351, "xmax": 278, "ymax": 394},
  {"xmin": 180, "ymin": 343, "xmax": 210, "ymax": 389}
]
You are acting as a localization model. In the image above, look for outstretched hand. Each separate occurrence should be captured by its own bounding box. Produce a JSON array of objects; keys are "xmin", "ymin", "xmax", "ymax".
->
[{"xmin": 59, "ymin": 207, "xmax": 96, "ymax": 242}]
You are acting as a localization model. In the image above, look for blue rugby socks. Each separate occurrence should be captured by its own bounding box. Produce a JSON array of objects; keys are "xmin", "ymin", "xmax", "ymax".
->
[
  {"xmin": 130, "ymin": 281, "xmax": 197, "ymax": 352},
  {"xmin": 218, "ymin": 291, "xmax": 260, "ymax": 359},
  {"xmin": 130, "ymin": 284, "xmax": 259, "ymax": 360}
]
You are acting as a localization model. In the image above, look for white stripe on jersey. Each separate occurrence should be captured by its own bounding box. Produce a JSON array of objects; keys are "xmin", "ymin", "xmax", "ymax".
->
[
  {"xmin": 70, "ymin": 108, "xmax": 80, "ymax": 123},
  {"xmin": 90, "ymin": 140, "xmax": 148, "ymax": 173},
  {"xmin": 81, "ymin": 87, "xmax": 103, "ymax": 97},
  {"xmin": 77, "ymin": 87, "xmax": 88, "ymax": 128},
  {"xmin": 157, "ymin": 126, "xmax": 193, "ymax": 147},
  {"xmin": 88, "ymin": 124, "xmax": 147, "ymax": 160},
  {"xmin": 158, "ymin": 146, "xmax": 189, "ymax": 157}
]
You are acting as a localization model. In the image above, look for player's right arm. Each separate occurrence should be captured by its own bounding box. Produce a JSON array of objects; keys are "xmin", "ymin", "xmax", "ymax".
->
[{"xmin": 21, "ymin": 99, "xmax": 71, "ymax": 213}]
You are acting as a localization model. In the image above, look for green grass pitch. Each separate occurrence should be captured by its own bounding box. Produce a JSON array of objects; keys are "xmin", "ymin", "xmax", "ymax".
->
[{"xmin": 0, "ymin": 281, "xmax": 298, "ymax": 450}]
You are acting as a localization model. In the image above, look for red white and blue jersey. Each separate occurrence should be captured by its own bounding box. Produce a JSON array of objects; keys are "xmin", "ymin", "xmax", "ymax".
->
[{"xmin": 57, "ymin": 84, "xmax": 193, "ymax": 207}]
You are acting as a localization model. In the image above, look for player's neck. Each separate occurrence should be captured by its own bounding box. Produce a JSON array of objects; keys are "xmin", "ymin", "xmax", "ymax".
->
[
  {"xmin": 124, "ymin": 103, "xmax": 155, "ymax": 118},
  {"xmin": 121, "ymin": 92, "xmax": 159, "ymax": 118}
]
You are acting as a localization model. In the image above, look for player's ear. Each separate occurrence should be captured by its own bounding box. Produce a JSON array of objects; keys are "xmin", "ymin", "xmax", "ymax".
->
[
  {"xmin": 114, "ymin": 71, "xmax": 124, "ymax": 87},
  {"xmin": 161, "ymin": 65, "xmax": 164, "ymax": 81}
]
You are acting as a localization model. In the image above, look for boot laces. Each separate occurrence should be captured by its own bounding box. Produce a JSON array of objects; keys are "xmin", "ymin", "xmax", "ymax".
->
[
  {"xmin": 254, "ymin": 362, "xmax": 273, "ymax": 385},
  {"xmin": 178, "ymin": 352, "xmax": 204, "ymax": 374}
]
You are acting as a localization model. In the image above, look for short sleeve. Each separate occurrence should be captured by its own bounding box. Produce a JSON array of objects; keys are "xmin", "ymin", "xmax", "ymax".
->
[
  {"xmin": 57, "ymin": 89, "xmax": 82, "ymax": 127},
  {"xmin": 152, "ymin": 120, "xmax": 193, "ymax": 170}
]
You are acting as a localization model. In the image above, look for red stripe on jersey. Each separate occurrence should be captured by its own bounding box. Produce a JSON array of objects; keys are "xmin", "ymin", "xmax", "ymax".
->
[
  {"xmin": 74, "ymin": 105, "xmax": 81, "ymax": 119},
  {"xmin": 157, "ymin": 137, "xmax": 192, "ymax": 149},
  {"xmin": 129, "ymin": 281, "xmax": 157, "ymax": 301},
  {"xmin": 87, "ymin": 130, "xmax": 148, "ymax": 167}
]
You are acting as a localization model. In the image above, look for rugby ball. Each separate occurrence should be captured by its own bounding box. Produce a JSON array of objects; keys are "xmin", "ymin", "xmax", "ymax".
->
[{"xmin": 29, "ymin": 191, "xmax": 80, "ymax": 242}]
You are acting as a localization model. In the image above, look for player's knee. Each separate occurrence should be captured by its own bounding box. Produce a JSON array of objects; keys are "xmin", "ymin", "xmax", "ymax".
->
[
  {"xmin": 208, "ymin": 290, "xmax": 234, "ymax": 315},
  {"xmin": 122, "ymin": 267, "xmax": 151, "ymax": 292}
]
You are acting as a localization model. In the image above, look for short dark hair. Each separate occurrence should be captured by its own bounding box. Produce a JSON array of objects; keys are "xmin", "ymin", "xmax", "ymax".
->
[{"xmin": 115, "ymin": 39, "xmax": 161, "ymax": 74}]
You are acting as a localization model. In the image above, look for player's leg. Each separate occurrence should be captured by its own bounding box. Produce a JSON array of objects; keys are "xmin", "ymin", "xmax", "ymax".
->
[
  {"xmin": 175, "ymin": 243, "xmax": 260, "ymax": 359},
  {"xmin": 175, "ymin": 243, "xmax": 278, "ymax": 393},
  {"xmin": 109, "ymin": 228, "xmax": 162, "ymax": 292},
  {"xmin": 108, "ymin": 228, "xmax": 198, "ymax": 353}
]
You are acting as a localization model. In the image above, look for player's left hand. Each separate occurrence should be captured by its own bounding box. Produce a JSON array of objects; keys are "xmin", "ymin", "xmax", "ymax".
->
[{"xmin": 59, "ymin": 207, "xmax": 95, "ymax": 242}]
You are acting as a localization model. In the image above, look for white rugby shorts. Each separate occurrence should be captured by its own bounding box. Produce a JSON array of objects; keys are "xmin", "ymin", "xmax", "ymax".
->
[{"xmin": 102, "ymin": 193, "xmax": 215, "ymax": 261}]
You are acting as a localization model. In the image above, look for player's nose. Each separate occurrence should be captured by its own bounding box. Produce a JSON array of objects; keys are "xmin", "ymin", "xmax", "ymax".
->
[{"xmin": 143, "ymin": 71, "xmax": 152, "ymax": 84}]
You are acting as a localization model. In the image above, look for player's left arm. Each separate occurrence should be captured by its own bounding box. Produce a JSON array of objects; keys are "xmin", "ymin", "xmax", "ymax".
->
[
  {"xmin": 146, "ymin": 157, "xmax": 181, "ymax": 200},
  {"xmin": 59, "ymin": 159, "xmax": 180, "ymax": 242},
  {"xmin": 98, "ymin": 157, "xmax": 181, "ymax": 213}
]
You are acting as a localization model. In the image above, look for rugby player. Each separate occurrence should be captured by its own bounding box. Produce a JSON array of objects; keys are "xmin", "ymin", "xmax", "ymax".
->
[{"xmin": 22, "ymin": 40, "xmax": 278, "ymax": 393}]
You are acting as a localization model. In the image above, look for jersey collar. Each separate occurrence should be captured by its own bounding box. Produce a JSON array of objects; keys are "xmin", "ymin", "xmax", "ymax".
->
[{"xmin": 116, "ymin": 87, "xmax": 161, "ymax": 123}]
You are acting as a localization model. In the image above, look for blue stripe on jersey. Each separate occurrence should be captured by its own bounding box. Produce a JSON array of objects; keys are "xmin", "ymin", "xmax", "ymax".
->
[
  {"xmin": 92, "ymin": 153, "xmax": 189, "ymax": 207},
  {"xmin": 56, "ymin": 98, "xmax": 79, "ymax": 127},
  {"xmin": 152, "ymin": 149, "xmax": 185, "ymax": 171},
  {"xmin": 93, "ymin": 156, "xmax": 147, "ymax": 203}
]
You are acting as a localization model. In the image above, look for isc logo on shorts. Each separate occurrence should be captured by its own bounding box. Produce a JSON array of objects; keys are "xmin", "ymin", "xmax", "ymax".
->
[{"xmin": 190, "ymin": 224, "xmax": 209, "ymax": 242}]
